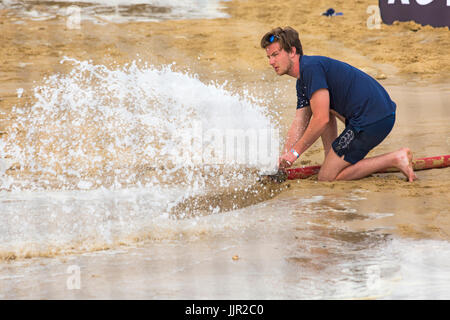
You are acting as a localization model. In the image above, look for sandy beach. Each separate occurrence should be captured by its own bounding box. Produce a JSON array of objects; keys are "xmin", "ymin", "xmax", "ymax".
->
[{"xmin": 0, "ymin": 0, "xmax": 449, "ymax": 299}]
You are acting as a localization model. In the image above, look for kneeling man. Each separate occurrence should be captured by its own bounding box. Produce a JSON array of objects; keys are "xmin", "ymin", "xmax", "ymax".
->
[{"xmin": 261, "ymin": 27, "xmax": 416, "ymax": 182}]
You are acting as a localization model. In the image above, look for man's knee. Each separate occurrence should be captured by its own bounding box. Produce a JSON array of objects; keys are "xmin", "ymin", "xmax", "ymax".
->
[
  {"xmin": 318, "ymin": 148, "xmax": 350, "ymax": 182},
  {"xmin": 317, "ymin": 170, "xmax": 337, "ymax": 182}
]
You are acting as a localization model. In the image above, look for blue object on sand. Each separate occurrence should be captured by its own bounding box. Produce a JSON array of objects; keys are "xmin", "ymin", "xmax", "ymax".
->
[
  {"xmin": 322, "ymin": 8, "xmax": 335, "ymax": 16},
  {"xmin": 322, "ymin": 8, "xmax": 343, "ymax": 17}
]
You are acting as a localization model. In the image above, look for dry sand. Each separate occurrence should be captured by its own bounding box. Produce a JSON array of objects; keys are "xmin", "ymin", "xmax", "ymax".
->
[{"xmin": 1, "ymin": 0, "xmax": 449, "ymax": 244}]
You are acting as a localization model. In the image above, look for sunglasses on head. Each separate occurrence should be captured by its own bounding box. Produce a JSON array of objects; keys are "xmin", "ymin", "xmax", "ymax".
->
[{"xmin": 269, "ymin": 34, "xmax": 281, "ymax": 43}]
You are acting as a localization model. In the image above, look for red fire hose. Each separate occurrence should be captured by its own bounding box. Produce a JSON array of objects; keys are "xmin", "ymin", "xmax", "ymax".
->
[{"xmin": 285, "ymin": 155, "xmax": 450, "ymax": 180}]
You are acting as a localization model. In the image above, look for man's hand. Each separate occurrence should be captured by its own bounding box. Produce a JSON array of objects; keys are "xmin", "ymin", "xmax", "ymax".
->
[{"xmin": 278, "ymin": 151, "xmax": 299, "ymax": 169}]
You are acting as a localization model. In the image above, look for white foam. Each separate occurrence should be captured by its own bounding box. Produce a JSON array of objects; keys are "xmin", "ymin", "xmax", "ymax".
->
[
  {"xmin": 0, "ymin": 57, "xmax": 279, "ymax": 257},
  {"xmin": 1, "ymin": 57, "xmax": 278, "ymax": 190}
]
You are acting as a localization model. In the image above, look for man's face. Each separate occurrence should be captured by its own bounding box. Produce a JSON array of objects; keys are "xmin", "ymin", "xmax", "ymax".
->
[{"xmin": 265, "ymin": 42, "xmax": 293, "ymax": 76}]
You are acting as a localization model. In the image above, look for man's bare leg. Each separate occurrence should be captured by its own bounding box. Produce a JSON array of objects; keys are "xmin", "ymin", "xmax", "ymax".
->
[
  {"xmin": 321, "ymin": 113, "xmax": 337, "ymax": 159},
  {"xmin": 317, "ymin": 148, "xmax": 351, "ymax": 181},
  {"xmin": 335, "ymin": 147, "xmax": 417, "ymax": 182},
  {"xmin": 318, "ymin": 147, "xmax": 417, "ymax": 182}
]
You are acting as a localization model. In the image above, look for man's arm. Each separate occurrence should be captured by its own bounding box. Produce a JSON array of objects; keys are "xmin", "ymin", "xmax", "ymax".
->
[
  {"xmin": 330, "ymin": 109, "xmax": 345, "ymax": 124},
  {"xmin": 279, "ymin": 88, "xmax": 330, "ymax": 168},
  {"xmin": 282, "ymin": 106, "xmax": 312, "ymax": 154}
]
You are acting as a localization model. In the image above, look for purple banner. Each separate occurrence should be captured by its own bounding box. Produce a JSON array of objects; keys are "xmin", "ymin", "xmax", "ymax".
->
[{"xmin": 379, "ymin": 0, "xmax": 450, "ymax": 28}]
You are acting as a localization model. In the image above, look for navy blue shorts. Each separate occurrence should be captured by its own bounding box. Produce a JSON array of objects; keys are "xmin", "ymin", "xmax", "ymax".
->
[{"xmin": 332, "ymin": 113, "xmax": 395, "ymax": 164}]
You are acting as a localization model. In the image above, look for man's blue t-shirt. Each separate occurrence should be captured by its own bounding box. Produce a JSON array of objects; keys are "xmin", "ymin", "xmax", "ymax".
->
[{"xmin": 296, "ymin": 55, "xmax": 396, "ymax": 129}]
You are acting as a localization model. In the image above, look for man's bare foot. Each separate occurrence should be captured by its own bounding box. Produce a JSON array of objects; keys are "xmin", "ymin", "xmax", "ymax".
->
[{"xmin": 395, "ymin": 148, "xmax": 417, "ymax": 182}]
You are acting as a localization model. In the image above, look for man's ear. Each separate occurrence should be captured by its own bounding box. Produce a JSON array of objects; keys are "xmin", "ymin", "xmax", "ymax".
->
[{"xmin": 289, "ymin": 47, "xmax": 297, "ymax": 58}]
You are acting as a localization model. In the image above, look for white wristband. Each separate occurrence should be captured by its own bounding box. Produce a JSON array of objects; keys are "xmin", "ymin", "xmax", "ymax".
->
[{"xmin": 291, "ymin": 148, "xmax": 300, "ymax": 159}]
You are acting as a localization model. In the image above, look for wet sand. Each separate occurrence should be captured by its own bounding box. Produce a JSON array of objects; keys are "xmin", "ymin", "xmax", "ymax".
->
[{"xmin": 0, "ymin": 0, "xmax": 449, "ymax": 299}]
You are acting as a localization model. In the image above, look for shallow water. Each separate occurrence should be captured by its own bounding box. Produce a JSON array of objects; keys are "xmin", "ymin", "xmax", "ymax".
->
[
  {"xmin": 0, "ymin": 0, "xmax": 229, "ymax": 23},
  {"xmin": 2, "ymin": 192, "xmax": 450, "ymax": 299}
]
